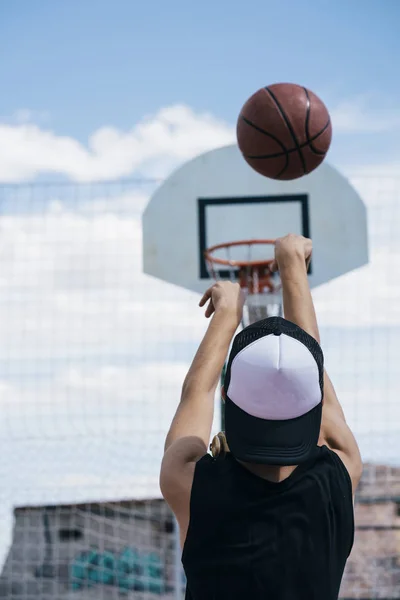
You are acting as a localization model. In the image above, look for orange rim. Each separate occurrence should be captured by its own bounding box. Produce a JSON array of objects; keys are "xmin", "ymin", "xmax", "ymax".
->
[
  {"xmin": 204, "ymin": 239, "xmax": 279, "ymax": 294},
  {"xmin": 204, "ymin": 239, "xmax": 275, "ymax": 268}
]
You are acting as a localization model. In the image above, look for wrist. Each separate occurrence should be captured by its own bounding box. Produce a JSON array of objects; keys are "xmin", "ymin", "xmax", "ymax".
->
[
  {"xmin": 214, "ymin": 303, "xmax": 241, "ymax": 328},
  {"xmin": 278, "ymin": 249, "xmax": 307, "ymax": 274}
]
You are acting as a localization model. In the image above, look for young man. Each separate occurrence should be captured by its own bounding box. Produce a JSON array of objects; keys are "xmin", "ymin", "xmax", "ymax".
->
[{"xmin": 160, "ymin": 234, "xmax": 362, "ymax": 600}]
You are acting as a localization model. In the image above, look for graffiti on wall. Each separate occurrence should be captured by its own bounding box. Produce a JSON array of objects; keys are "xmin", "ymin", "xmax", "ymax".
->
[{"xmin": 70, "ymin": 547, "xmax": 166, "ymax": 593}]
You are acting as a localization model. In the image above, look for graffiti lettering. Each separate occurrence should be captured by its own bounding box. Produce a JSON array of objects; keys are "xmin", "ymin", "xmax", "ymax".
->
[{"xmin": 70, "ymin": 547, "xmax": 165, "ymax": 594}]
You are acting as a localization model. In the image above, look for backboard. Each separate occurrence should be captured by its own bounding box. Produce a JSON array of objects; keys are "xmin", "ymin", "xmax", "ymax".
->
[{"xmin": 142, "ymin": 144, "xmax": 368, "ymax": 294}]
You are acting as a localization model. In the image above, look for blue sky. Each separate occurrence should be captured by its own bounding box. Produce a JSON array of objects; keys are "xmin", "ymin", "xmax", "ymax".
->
[{"xmin": 1, "ymin": 0, "xmax": 399, "ymax": 173}]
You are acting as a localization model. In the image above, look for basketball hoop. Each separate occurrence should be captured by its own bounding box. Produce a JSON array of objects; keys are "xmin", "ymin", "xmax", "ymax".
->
[{"xmin": 204, "ymin": 239, "xmax": 282, "ymax": 325}]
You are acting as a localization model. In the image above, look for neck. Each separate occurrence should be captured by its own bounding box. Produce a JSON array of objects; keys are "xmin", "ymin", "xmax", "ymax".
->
[{"xmin": 238, "ymin": 460, "xmax": 298, "ymax": 483}]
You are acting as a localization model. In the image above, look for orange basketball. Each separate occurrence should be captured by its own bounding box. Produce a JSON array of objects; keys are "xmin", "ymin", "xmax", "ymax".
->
[{"xmin": 237, "ymin": 83, "xmax": 332, "ymax": 180}]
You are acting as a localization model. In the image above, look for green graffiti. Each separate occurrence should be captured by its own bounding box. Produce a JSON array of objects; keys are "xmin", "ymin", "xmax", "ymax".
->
[{"xmin": 70, "ymin": 546, "xmax": 165, "ymax": 594}]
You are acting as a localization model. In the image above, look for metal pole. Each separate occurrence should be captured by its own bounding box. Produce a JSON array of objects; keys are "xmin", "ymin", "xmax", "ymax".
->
[
  {"xmin": 220, "ymin": 316, "xmax": 247, "ymax": 431},
  {"xmin": 173, "ymin": 516, "xmax": 182, "ymax": 600}
]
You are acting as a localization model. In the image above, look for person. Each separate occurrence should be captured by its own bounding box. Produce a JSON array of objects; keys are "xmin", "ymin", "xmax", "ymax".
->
[{"xmin": 160, "ymin": 234, "xmax": 362, "ymax": 600}]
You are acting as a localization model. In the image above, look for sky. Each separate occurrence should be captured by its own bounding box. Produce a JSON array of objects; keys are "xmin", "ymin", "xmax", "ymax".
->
[
  {"xmin": 1, "ymin": 0, "xmax": 400, "ymax": 180},
  {"xmin": 0, "ymin": 0, "xmax": 399, "ymax": 567}
]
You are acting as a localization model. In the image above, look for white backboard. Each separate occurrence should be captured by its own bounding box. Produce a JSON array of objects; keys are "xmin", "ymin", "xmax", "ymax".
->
[{"xmin": 143, "ymin": 145, "xmax": 368, "ymax": 293}]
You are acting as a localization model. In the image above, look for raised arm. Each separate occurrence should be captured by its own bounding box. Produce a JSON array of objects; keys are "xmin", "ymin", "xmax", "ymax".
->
[
  {"xmin": 160, "ymin": 282, "xmax": 244, "ymax": 540},
  {"xmin": 272, "ymin": 234, "xmax": 362, "ymax": 493}
]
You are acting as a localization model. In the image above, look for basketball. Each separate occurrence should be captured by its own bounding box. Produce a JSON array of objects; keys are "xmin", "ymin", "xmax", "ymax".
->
[{"xmin": 236, "ymin": 83, "xmax": 332, "ymax": 180}]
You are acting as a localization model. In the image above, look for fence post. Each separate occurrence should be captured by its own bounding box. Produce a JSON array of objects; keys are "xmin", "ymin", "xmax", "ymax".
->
[{"xmin": 173, "ymin": 516, "xmax": 182, "ymax": 600}]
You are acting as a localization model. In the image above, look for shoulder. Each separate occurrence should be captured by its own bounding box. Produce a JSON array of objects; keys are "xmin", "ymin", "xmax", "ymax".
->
[
  {"xmin": 319, "ymin": 424, "xmax": 363, "ymax": 496},
  {"xmin": 319, "ymin": 374, "xmax": 363, "ymax": 495},
  {"xmin": 160, "ymin": 442, "xmax": 210, "ymax": 503},
  {"xmin": 302, "ymin": 447, "xmax": 355, "ymax": 535},
  {"xmin": 315, "ymin": 445, "xmax": 355, "ymax": 555},
  {"xmin": 314, "ymin": 445, "xmax": 355, "ymax": 499},
  {"xmin": 160, "ymin": 440, "xmax": 213, "ymax": 541}
]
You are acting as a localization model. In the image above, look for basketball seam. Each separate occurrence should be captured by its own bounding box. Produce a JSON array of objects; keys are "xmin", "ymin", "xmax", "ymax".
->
[
  {"xmin": 264, "ymin": 87, "xmax": 307, "ymax": 175},
  {"xmin": 274, "ymin": 162, "xmax": 290, "ymax": 179},
  {"xmin": 303, "ymin": 87, "xmax": 331, "ymax": 156},
  {"xmin": 240, "ymin": 115, "xmax": 289, "ymax": 178},
  {"xmin": 308, "ymin": 120, "xmax": 331, "ymax": 155},
  {"xmin": 240, "ymin": 116, "xmax": 289, "ymax": 154},
  {"xmin": 244, "ymin": 124, "xmax": 332, "ymax": 160}
]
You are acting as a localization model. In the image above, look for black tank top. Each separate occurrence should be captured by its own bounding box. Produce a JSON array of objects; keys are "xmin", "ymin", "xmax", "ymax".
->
[{"xmin": 182, "ymin": 445, "xmax": 354, "ymax": 600}]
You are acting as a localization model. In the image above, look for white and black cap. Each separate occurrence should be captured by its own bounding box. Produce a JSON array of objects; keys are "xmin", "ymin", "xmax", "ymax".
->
[{"xmin": 224, "ymin": 317, "xmax": 324, "ymax": 465}]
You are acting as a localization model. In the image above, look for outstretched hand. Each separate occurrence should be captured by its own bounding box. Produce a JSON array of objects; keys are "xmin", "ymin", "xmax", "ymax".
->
[
  {"xmin": 270, "ymin": 234, "xmax": 312, "ymax": 273},
  {"xmin": 199, "ymin": 281, "xmax": 245, "ymax": 324}
]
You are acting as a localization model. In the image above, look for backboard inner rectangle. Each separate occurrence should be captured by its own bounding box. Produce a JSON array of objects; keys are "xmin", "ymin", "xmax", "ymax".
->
[{"xmin": 198, "ymin": 195, "xmax": 310, "ymax": 279}]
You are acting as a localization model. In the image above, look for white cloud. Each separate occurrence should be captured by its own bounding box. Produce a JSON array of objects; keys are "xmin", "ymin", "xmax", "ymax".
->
[
  {"xmin": 345, "ymin": 161, "xmax": 400, "ymax": 178},
  {"xmin": 309, "ymin": 172, "xmax": 400, "ymax": 327},
  {"xmin": 313, "ymin": 249, "xmax": 400, "ymax": 327},
  {"xmin": 330, "ymin": 94, "xmax": 400, "ymax": 134},
  {"xmin": 2, "ymin": 98, "xmax": 400, "ymax": 186},
  {"xmin": 0, "ymin": 362, "xmax": 195, "ymax": 444},
  {"xmin": 0, "ymin": 105, "xmax": 234, "ymax": 183},
  {"xmin": 1, "ymin": 108, "xmax": 51, "ymax": 126},
  {"xmin": 0, "ymin": 201, "xmax": 210, "ymax": 362},
  {"xmin": 0, "ymin": 193, "xmax": 225, "ymax": 461}
]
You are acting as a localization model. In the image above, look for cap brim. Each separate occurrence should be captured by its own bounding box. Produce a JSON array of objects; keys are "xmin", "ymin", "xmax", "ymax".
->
[{"xmin": 224, "ymin": 398, "xmax": 322, "ymax": 466}]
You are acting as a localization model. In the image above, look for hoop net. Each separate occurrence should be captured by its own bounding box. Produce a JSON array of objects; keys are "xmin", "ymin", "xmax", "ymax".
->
[{"xmin": 204, "ymin": 239, "xmax": 282, "ymax": 326}]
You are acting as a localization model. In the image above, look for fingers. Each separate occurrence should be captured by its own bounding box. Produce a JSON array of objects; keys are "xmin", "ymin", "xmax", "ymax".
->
[
  {"xmin": 204, "ymin": 299, "xmax": 215, "ymax": 318},
  {"xmin": 273, "ymin": 235, "xmax": 313, "ymax": 270},
  {"xmin": 199, "ymin": 281, "xmax": 244, "ymax": 321},
  {"xmin": 199, "ymin": 287, "xmax": 212, "ymax": 307},
  {"xmin": 270, "ymin": 259, "xmax": 278, "ymax": 273},
  {"xmin": 199, "ymin": 287, "xmax": 215, "ymax": 318}
]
